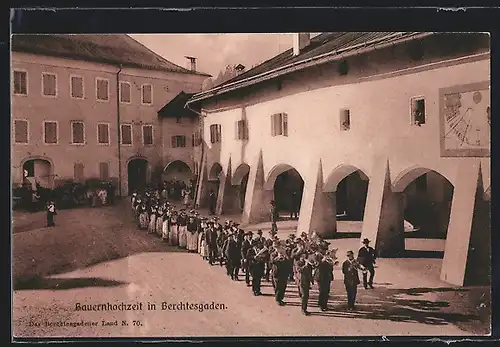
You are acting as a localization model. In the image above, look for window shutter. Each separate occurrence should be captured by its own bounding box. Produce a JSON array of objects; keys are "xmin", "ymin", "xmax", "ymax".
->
[
  {"xmin": 282, "ymin": 113, "xmax": 288, "ymax": 136},
  {"xmin": 217, "ymin": 124, "xmax": 222, "ymax": 142},
  {"xmin": 99, "ymin": 162, "xmax": 109, "ymax": 181},
  {"xmin": 171, "ymin": 136, "xmax": 176, "ymax": 148},
  {"xmin": 14, "ymin": 120, "xmax": 28, "ymax": 143},
  {"xmin": 271, "ymin": 114, "xmax": 275, "ymax": 136}
]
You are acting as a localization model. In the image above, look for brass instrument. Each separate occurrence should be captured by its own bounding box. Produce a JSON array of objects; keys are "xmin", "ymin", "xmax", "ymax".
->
[
  {"xmin": 254, "ymin": 246, "xmax": 268, "ymax": 261},
  {"xmin": 321, "ymin": 255, "xmax": 339, "ymax": 266},
  {"xmin": 349, "ymin": 259, "xmax": 367, "ymax": 273}
]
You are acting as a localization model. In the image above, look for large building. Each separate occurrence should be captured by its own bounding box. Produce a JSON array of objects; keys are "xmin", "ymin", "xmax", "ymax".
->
[
  {"xmin": 188, "ymin": 32, "xmax": 491, "ymax": 286},
  {"xmin": 11, "ymin": 34, "xmax": 209, "ymax": 196}
]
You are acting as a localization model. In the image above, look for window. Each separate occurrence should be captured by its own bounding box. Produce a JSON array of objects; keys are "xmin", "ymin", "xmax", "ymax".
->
[
  {"xmin": 43, "ymin": 121, "xmax": 58, "ymax": 144},
  {"xmin": 210, "ymin": 124, "xmax": 222, "ymax": 143},
  {"xmin": 70, "ymin": 75, "xmax": 84, "ymax": 99},
  {"xmin": 141, "ymin": 84, "xmax": 153, "ymax": 105},
  {"xmin": 192, "ymin": 130, "xmax": 202, "ymax": 147},
  {"xmin": 411, "ymin": 97, "xmax": 426, "ymax": 126},
  {"xmin": 14, "ymin": 119, "xmax": 28, "ymax": 144},
  {"xmin": 71, "ymin": 121, "xmax": 85, "ymax": 144},
  {"xmin": 172, "ymin": 135, "xmax": 186, "ymax": 148},
  {"xmin": 120, "ymin": 81, "xmax": 131, "ymax": 103},
  {"xmin": 415, "ymin": 174, "xmax": 427, "ymax": 193},
  {"xmin": 121, "ymin": 124, "xmax": 132, "ymax": 145},
  {"xmin": 13, "ymin": 70, "xmax": 27, "ymax": 95},
  {"xmin": 99, "ymin": 162, "xmax": 109, "ymax": 181},
  {"xmin": 74, "ymin": 163, "xmax": 84, "ymax": 183},
  {"xmin": 96, "ymin": 78, "xmax": 109, "ymax": 101},
  {"xmin": 142, "ymin": 125, "xmax": 153, "ymax": 145},
  {"xmin": 97, "ymin": 123, "xmax": 110, "ymax": 144},
  {"xmin": 236, "ymin": 119, "xmax": 249, "ymax": 140},
  {"xmin": 42, "ymin": 73, "xmax": 57, "ymax": 97},
  {"xmin": 271, "ymin": 113, "xmax": 288, "ymax": 136},
  {"xmin": 340, "ymin": 109, "xmax": 350, "ymax": 131}
]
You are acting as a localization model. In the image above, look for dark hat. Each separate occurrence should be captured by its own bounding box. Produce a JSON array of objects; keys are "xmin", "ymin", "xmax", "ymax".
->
[
  {"xmin": 233, "ymin": 223, "xmax": 240, "ymax": 227},
  {"xmin": 269, "ymin": 230, "xmax": 277, "ymax": 235},
  {"xmin": 257, "ymin": 230, "xmax": 263, "ymax": 235},
  {"xmin": 289, "ymin": 234, "xmax": 296, "ymax": 239},
  {"xmin": 300, "ymin": 231, "xmax": 308, "ymax": 237},
  {"xmin": 189, "ymin": 210, "xmax": 195, "ymax": 213},
  {"xmin": 207, "ymin": 220, "xmax": 214, "ymax": 225},
  {"xmin": 362, "ymin": 238, "xmax": 371, "ymax": 244},
  {"xmin": 245, "ymin": 230, "xmax": 253, "ymax": 236}
]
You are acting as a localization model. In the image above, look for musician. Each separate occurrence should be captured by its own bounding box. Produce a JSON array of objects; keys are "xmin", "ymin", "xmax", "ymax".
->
[
  {"xmin": 342, "ymin": 250, "xmax": 366, "ymax": 310},
  {"xmin": 357, "ymin": 238, "xmax": 376, "ymax": 289},
  {"xmin": 264, "ymin": 237, "xmax": 274, "ymax": 282},
  {"xmin": 206, "ymin": 221, "xmax": 219, "ymax": 265},
  {"xmin": 46, "ymin": 200, "xmax": 57, "ymax": 227},
  {"xmin": 248, "ymin": 240, "xmax": 266, "ymax": 296},
  {"xmin": 241, "ymin": 231, "xmax": 253, "ymax": 286},
  {"xmin": 297, "ymin": 253, "xmax": 315, "ymax": 316},
  {"xmin": 317, "ymin": 248, "xmax": 338, "ymax": 311},
  {"xmin": 226, "ymin": 232, "xmax": 242, "ymax": 280},
  {"xmin": 285, "ymin": 235, "xmax": 296, "ymax": 281},
  {"xmin": 217, "ymin": 226, "xmax": 228, "ymax": 267},
  {"xmin": 291, "ymin": 238, "xmax": 307, "ymax": 285},
  {"xmin": 254, "ymin": 229, "xmax": 265, "ymax": 246},
  {"xmin": 272, "ymin": 245, "xmax": 291, "ymax": 306}
]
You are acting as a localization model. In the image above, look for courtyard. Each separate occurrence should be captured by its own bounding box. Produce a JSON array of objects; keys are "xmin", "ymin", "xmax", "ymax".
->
[{"xmin": 12, "ymin": 200, "xmax": 490, "ymax": 338}]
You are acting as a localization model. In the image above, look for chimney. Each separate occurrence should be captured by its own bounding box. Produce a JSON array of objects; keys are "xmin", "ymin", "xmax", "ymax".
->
[
  {"xmin": 185, "ymin": 56, "xmax": 197, "ymax": 72},
  {"xmin": 293, "ymin": 33, "xmax": 311, "ymax": 56}
]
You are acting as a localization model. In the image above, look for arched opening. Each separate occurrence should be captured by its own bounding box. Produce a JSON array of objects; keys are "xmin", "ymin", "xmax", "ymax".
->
[
  {"xmin": 163, "ymin": 160, "xmax": 193, "ymax": 183},
  {"xmin": 266, "ymin": 164, "xmax": 304, "ymax": 220},
  {"xmin": 209, "ymin": 162, "xmax": 223, "ymax": 181},
  {"xmin": 324, "ymin": 165, "xmax": 369, "ymax": 234},
  {"xmin": 206, "ymin": 163, "xmax": 223, "ymax": 208},
  {"xmin": 398, "ymin": 170, "xmax": 454, "ymax": 240},
  {"xmin": 22, "ymin": 158, "xmax": 53, "ymax": 189},
  {"xmin": 127, "ymin": 159, "xmax": 148, "ymax": 195},
  {"xmin": 232, "ymin": 163, "xmax": 250, "ymax": 211}
]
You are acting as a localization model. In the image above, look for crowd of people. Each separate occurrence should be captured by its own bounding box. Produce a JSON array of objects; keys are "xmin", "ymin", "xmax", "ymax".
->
[{"xmin": 130, "ymin": 187, "xmax": 378, "ymax": 315}]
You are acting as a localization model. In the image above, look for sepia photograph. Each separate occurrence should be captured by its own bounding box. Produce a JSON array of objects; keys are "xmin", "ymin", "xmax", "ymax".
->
[{"xmin": 11, "ymin": 29, "xmax": 491, "ymax": 338}]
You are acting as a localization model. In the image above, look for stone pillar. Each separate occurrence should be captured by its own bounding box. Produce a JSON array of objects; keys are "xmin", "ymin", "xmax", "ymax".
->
[
  {"xmin": 242, "ymin": 150, "xmax": 274, "ymax": 225},
  {"xmin": 361, "ymin": 160, "xmax": 405, "ymax": 257},
  {"xmin": 297, "ymin": 159, "xmax": 337, "ymax": 238},
  {"xmin": 441, "ymin": 162, "xmax": 490, "ymax": 286},
  {"xmin": 195, "ymin": 154, "xmax": 208, "ymax": 208}
]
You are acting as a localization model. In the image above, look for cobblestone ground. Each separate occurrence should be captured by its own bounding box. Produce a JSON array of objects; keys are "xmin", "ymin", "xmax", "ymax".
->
[{"xmin": 12, "ymin": 200, "xmax": 488, "ymax": 338}]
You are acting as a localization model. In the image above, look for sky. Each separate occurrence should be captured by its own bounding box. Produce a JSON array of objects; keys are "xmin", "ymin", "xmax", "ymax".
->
[{"xmin": 130, "ymin": 34, "xmax": 317, "ymax": 78}]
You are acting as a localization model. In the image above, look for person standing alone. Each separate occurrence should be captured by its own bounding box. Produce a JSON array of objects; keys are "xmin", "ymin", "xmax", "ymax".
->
[{"xmin": 357, "ymin": 238, "xmax": 376, "ymax": 289}]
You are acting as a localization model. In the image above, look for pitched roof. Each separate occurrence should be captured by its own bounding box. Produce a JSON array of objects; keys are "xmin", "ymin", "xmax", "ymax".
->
[
  {"xmin": 11, "ymin": 34, "xmax": 211, "ymax": 77},
  {"xmin": 188, "ymin": 32, "xmax": 435, "ymax": 104},
  {"xmin": 158, "ymin": 91, "xmax": 198, "ymax": 119}
]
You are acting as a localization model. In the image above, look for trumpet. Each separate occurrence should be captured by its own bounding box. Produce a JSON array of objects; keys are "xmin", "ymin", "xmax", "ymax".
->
[
  {"xmin": 254, "ymin": 246, "xmax": 268, "ymax": 260},
  {"xmin": 321, "ymin": 255, "xmax": 338, "ymax": 266}
]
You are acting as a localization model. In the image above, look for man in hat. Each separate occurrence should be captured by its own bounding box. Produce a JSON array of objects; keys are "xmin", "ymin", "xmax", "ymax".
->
[
  {"xmin": 248, "ymin": 240, "xmax": 266, "ymax": 295},
  {"xmin": 296, "ymin": 252, "xmax": 315, "ymax": 316},
  {"xmin": 343, "ymin": 250, "xmax": 365, "ymax": 310},
  {"xmin": 208, "ymin": 189, "xmax": 217, "ymax": 215},
  {"xmin": 46, "ymin": 200, "xmax": 57, "ymax": 227},
  {"xmin": 357, "ymin": 238, "xmax": 376, "ymax": 289},
  {"xmin": 241, "ymin": 231, "xmax": 253, "ymax": 286},
  {"xmin": 264, "ymin": 236, "xmax": 274, "ymax": 282},
  {"xmin": 270, "ymin": 200, "xmax": 279, "ymax": 232},
  {"xmin": 317, "ymin": 246, "xmax": 338, "ymax": 311},
  {"xmin": 206, "ymin": 220, "xmax": 219, "ymax": 265},
  {"xmin": 272, "ymin": 243, "xmax": 291, "ymax": 306},
  {"xmin": 225, "ymin": 232, "xmax": 241, "ymax": 280},
  {"xmin": 255, "ymin": 229, "xmax": 265, "ymax": 246}
]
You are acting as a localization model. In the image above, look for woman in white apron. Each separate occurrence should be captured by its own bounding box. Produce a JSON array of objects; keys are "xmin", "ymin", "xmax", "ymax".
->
[
  {"xmin": 156, "ymin": 207, "xmax": 164, "ymax": 237},
  {"xmin": 162, "ymin": 208, "xmax": 170, "ymax": 242},
  {"xmin": 183, "ymin": 188, "xmax": 191, "ymax": 209},
  {"xmin": 149, "ymin": 205, "xmax": 157, "ymax": 234},
  {"xmin": 169, "ymin": 211, "xmax": 179, "ymax": 246},
  {"xmin": 139, "ymin": 204, "xmax": 149, "ymax": 230},
  {"xmin": 198, "ymin": 218, "xmax": 206, "ymax": 256},
  {"xmin": 186, "ymin": 216, "xmax": 196, "ymax": 251}
]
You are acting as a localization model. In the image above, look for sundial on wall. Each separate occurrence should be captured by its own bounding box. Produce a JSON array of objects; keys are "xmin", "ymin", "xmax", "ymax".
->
[{"xmin": 439, "ymin": 81, "xmax": 490, "ymax": 157}]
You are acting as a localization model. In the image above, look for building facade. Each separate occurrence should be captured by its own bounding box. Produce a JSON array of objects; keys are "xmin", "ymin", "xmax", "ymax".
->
[
  {"xmin": 188, "ymin": 32, "xmax": 491, "ymax": 286},
  {"xmin": 11, "ymin": 34, "xmax": 209, "ymax": 196}
]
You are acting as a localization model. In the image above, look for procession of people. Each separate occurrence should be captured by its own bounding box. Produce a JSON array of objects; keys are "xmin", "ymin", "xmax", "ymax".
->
[{"xmin": 129, "ymin": 187, "xmax": 377, "ymax": 315}]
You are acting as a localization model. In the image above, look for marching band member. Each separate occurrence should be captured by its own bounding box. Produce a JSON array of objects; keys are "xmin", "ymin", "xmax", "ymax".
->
[
  {"xmin": 357, "ymin": 238, "xmax": 377, "ymax": 289},
  {"xmin": 241, "ymin": 230, "xmax": 253, "ymax": 286},
  {"xmin": 297, "ymin": 252, "xmax": 316, "ymax": 316},
  {"xmin": 248, "ymin": 240, "xmax": 266, "ymax": 296},
  {"xmin": 342, "ymin": 250, "xmax": 367, "ymax": 311},
  {"xmin": 264, "ymin": 237, "xmax": 274, "ymax": 282},
  {"xmin": 272, "ymin": 243, "xmax": 291, "ymax": 306},
  {"xmin": 317, "ymin": 247, "xmax": 339, "ymax": 311},
  {"xmin": 217, "ymin": 226, "xmax": 228, "ymax": 267},
  {"xmin": 206, "ymin": 220, "xmax": 219, "ymax": 265},
  {"xmin": 225, "ymin": 232, "xmax": 241, "ymax": 280}
]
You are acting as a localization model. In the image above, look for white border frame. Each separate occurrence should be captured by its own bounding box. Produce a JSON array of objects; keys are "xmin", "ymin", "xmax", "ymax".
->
[
  {"xmin": 13, "ymin": 119, "xmax": 29, "ymax": 144},
  {"xmin": 142, "ymin": 124, "xmax": 154, "ymax": 146},
  {"xmin": 41, "ymin": 72, "xmax": 58, "ymax": 98},
  {"xmin": 119, "ymin": 81, "xmax": 132, "ymax": 104},
  {"xmin": 12, "ymin": 69, "xmax": 28, "ymax": 96},
  {"xmin": 70, "ymin": 121, "xmax": 86, "ymax": 145},
  {"xmin": 43, "ymin": 120, "xmax": 59, "ymax": 145},
  {"xmin": 410, "ymin": 95, "xmax": 426, "ymax": 126},
  {"xmin": 70, "ymin": 74, "xmax": 85, "ymax": 100},
  {"xmin": 95, "ymin": 77, "xmax": 110, "ymax": 102},
  {"xmin": 120, "ymin": 123, "xmax": 133, "ymax": 146},
  {"xmin": 97, "ymin": 122, "xmax": 111, "ymax": 145},
  {"xmin": 141, "ymin": 83, "xmax": 153, "ymax": 106}
]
